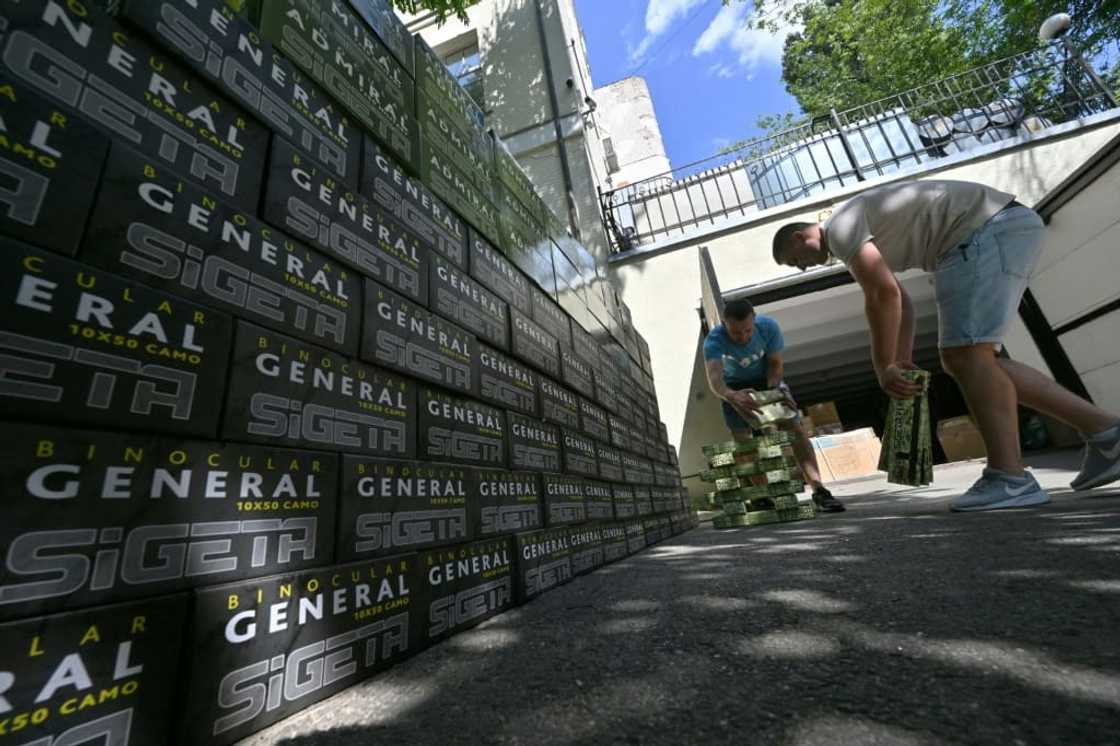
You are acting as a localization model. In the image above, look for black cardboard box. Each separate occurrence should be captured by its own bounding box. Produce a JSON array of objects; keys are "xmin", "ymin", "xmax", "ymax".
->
[
  {"xmin": 0, "ymin": 0, "xmax": 267, "ymax": 211},
  {"xmin": 468, "ymin": 229, "xmax": 532, "ymax": 316},
  {"xmin": 181, "ymin": 555, "xmax": 422, "ymax": 744},
  {"xmin": 567, "ymin": 524, "xmax": 604, "ymax": 576},
  {"xmin": 514, "ymin": 527, "xmax": 572, "ymax": 602},
  {"xmin": 420, "ymin": 140, "xmax": 501, "ymax": 246},
  {"xmin": 583, "ymin": 480, "xmax": 614, "ymax": 521},
  {"xmin": 362, "ymin": 136, "xmax": 466, "ymax": 268},
  {"xmin": 417, "ymin": 90, "xmax": 494, "ymax": 192},
  {"xmin": 258, "ymin": 0, "xmax": 416, "ymax": 169},
  {"xmin": 579, "ymin": 396, "xmax": 610, "ymax": 443},
  {"xmin": 418, "ymin": 387, "xmax": 506, "ymax": 468},
  {"xmin": 560, "ymin": 347, "xmax": 595, "ymax": 399},
  {"xmin": 337, "ymin": 457, "xmax": 472, "ymax": 559},
  {"xmin": 561, "ymin": 429, "xmax": 598, "ymax": 478},
  {"xmin": 510, "ymin": 307, "xmax": 559, "ymax": 378},
  {"xmin": 625, "ymin": 520, "xmax": 645, "ymax": 554},
  {"xmin": 477, "ymin": 343, "xmax": 537, "ymax": 416},
  {"xmin": 596, "ymin": 443, "xmax": 625, "ymax": 482},
  {"xmin": 264, "ymin": 137, "xmax": 428, "ymax": 303},
  {"xmin": 474, "ymin": 469, "xmax": 541, "ymax": 537},
  {"xmin": 119, "ymin": 0, "xmax": 362, "ymax": 186},
  {"xmin": 223, "ymin": 320, "xmax": 416, "ymax": 456},
  {"xmin": 600, "ymin": 522, "xmax": 629, "ymax": 564},
  {"xmin": 541, "ymin": 473, "xmax": 586, "ymax": 527},
  {"xmin": 539, "ymin": 377, "xmax": 580, "ymax": 430},
  {"xmin": 0, "ymin": 82, "xmax": 107, "ymax": 255},
  {"xmin": 612, "ymin": 484, "xmax": 637, "ymax": 519},
  {"xmin": 0, "ymin": 423, "xmax": 336, "ymax": 621},
  {"xmin": 362, "ymin": 279, "xmax": 478, "ymax": 395},
  {"xmin": 430, "ymin": 253, "xmax": 509, "ymax": 350},
  {"xmin": 0, "ymin": 240, "xmax": 232, "ymax": 436},
  {"xmin": 416, "ymin": 536, "xmax": 514, "ymax": 644},
  {"xmin": 84, "ymin": 143, "xmax": 361, "ymax": 355},
  {"xmin": 530, "ymin": 284, "xmax": 572, "ymax": 350},
  {"xmin": 507, "ymin": 411, "xmax": 561, "ymax": 473},
  {"xmin": 0, "ymin": 595, "xmax": 187, "ymax": 746},
  {"xmin": 347, "ymin": 0, "xmax": 415, "ymax": 76}
]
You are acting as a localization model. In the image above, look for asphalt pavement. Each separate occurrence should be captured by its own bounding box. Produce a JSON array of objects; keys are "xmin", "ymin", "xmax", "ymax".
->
[{"xmin": 241, "ymin": 449, "xmax": 1120, "ymax": 746}]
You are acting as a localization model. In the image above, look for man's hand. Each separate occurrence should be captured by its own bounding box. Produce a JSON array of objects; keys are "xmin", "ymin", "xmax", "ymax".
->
[
  {"xmin": 878, "ymin": 363, "xmax": 924, "ymax": 400},
  {"xmin": 725, "ymin": 389, "xmax": 761, "ymax": 416},
  {"xmin": 776, "ymin": 382, "xmax": 798, "ymax": 409}
]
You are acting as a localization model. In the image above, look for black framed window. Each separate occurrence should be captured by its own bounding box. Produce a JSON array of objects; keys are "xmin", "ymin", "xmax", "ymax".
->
[{"xmin": 444, "ymin": 43, "xmax": 484, "ymax": 107}]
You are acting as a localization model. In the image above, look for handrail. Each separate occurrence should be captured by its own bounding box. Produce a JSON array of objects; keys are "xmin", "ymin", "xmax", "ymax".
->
[{"xmin": 601, "ymin": 41, "xmax": 1118, "ymax": 253}]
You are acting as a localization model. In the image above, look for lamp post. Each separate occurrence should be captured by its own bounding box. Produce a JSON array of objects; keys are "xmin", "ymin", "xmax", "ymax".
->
[{"xmin": 1039, "ymin": 12, "xmax": 1118, "ymax": 108}]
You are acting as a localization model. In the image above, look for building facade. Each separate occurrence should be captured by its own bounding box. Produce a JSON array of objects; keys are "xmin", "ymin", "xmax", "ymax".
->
[
  {"xmin": 593, "ymin": 76, "xmax": 672, "ymax": 188},
  {"xmin": 403, "ymin": 0, "xmax": 667, "ymax": 267}
]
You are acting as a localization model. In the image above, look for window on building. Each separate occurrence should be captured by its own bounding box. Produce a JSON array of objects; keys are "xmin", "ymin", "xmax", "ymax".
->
[
  {"xmin": 603, "ymin": 136, "xmax": 620, "ymax": 173},
  {"xmin": 443, "ymin": 41, "xmax": 484, "ymax": 108}
]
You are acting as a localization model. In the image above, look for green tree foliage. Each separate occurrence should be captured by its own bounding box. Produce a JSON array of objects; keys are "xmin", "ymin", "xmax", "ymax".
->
[
  {"xmin": 719, "ymin": 112, "xmax": 808, "ymax": 154},
  {"xmin": 390, "ymin": 0, "xmax": 478, "ymax": 24},
  {"xmin": 737, "ymin": 0, "xmax": 1120, "ymax": 117},
  {"xmin": 781, "ymin": 0, "xmax": 975, "ymax": 115}
]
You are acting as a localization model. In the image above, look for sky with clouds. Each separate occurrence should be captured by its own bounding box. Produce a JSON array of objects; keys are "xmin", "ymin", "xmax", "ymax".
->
[{"xmin": 574, "ymin": 0, "xmax": 801, "ymax": 170}]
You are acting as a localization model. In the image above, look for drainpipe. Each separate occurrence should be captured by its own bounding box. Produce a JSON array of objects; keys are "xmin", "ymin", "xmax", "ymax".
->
[{"xmin": 533, "ymin": 0, "xmax": 582, "ymax": 239}]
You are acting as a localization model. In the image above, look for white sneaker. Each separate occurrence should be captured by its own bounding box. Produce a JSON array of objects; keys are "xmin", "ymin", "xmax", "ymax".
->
[
  {"xmin": 951, "ymin": 469, "xmax": 1050, "ymax": 512},
  {"xmin": 1071, "ymin": 424, "xmax": 1120, "ymax": 491}
]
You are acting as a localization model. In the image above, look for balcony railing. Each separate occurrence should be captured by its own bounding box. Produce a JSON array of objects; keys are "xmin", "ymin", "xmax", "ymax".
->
[{"xmin": 600, "ymin": 41, "xmax": 1118, "ymax": 254}]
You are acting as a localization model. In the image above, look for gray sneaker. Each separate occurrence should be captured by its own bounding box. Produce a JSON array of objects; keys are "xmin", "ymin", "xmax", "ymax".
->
[
  {"xmin": 1071, "ymin": 424, "xmax": 1120, "ymax": 491},
  {"xmin": 951, "ymin": 469, "xmax": 1050, "ymax": 512}
]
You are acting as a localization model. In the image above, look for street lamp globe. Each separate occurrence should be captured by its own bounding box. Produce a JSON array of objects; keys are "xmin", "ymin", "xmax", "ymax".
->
[{"xmin": 1039, "ymin": 13, "xmax": 1072, "ymax": 41}]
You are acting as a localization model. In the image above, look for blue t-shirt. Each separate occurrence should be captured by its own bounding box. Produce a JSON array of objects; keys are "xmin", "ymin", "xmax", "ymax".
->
[{"xmin": 703, "ymin": 315, "xmax": 784, "ymax": 387}]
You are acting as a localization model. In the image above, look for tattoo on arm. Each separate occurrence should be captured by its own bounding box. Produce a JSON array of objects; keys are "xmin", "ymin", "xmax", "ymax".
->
[{"xmin": 706, "ymin": 359, "xmax": 732, "ymax": 400}]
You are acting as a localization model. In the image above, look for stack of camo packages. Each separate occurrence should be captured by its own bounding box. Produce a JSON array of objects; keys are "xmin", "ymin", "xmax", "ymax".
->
[
  {"xmin": 701, "ymin": 390, "xmax": 816, "ymax": 528},
  {"xmin": 879, "ymin": 369, "xmax": 933, "ymax": 486}
]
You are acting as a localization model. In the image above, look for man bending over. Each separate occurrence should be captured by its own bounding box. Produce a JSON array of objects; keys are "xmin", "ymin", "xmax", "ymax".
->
[{"xmin": 772, "ymin": 179, "xmax": 1120, "ymax": 511}]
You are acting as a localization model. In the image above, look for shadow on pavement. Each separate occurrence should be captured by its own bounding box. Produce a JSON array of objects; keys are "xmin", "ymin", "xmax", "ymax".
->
[{"xmin": 243, "ymin": 487, "xmax": 1120, "ymax": 745}]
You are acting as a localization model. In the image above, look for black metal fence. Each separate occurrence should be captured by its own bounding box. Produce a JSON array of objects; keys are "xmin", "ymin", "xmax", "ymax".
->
[{"xmin": 600, "ymin": 41, "xmax": 1118, "ymax": 254}]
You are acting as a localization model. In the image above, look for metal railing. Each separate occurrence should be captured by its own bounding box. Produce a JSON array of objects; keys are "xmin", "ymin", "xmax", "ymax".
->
[{"xmin": 600, "ymin": 41, "xmax": 1118, "ymax": 254}]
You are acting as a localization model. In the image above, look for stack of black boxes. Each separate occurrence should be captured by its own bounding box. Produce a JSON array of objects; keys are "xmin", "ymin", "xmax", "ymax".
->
[{"xmin": 0, "ymin": 1, "xmax": 695, "ymax": 743}]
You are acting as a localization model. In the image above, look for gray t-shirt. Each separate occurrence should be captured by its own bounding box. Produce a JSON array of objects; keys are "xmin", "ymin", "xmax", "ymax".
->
[{"xmin": 824, "ymin": 180, "xmax": 1015, "ymax": 272}]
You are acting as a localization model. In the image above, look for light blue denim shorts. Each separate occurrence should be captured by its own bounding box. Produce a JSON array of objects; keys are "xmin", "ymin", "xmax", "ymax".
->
[{"xmin": 934, "ymin": 205, "xmax": 1045, "ymax": 348}]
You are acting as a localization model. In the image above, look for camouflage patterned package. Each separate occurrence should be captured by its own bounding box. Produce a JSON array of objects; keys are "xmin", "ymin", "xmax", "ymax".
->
[
  {"xmin": 744, "ymin": 402, "xmax": 799, "ymax": 430},
  {"xmin": 880, "ymin": 370, "xmax": 933, "ymax": 486},
  {"xmin": 701, "ymin": 431, "xmax": 794, "ymax": 458}
]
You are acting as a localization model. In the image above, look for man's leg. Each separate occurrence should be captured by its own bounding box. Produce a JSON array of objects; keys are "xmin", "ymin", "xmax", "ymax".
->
[
  {"xmin": 932, "ymin": 206, "xmax": 1053, "ymax": 510},
  {"xmin": 940, "ymin": 343, "xmax": 1023, "ymax": 474},
  {"xmin": 788, "ymin": 420, "xmax": 824, "ymax": 487},
  {"xmin": 997, "ymin": 358, "xmax": 1117, "ymax": 434},
  {"xmin": 940, "ymin": 343, "xmax": 1050, "ymax": 511},
  {"xmin": 997, "ymin": 358, "xmax": 1120, "ymax": 489},
  {"xmin": 779, "ymin": 420, "xmax": 845, "ymax": 512}
]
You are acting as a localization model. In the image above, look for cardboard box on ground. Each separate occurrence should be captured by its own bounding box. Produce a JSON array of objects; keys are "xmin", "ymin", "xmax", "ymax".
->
[
  {"xmin": 811, "ymin": 427, "xmax": 883, "ymax": 482},
  {"xmin": 937, "ymin": 416, "xmax": 988, "ymax": 462},
  {"xmin": 806, "ymin": 401, "xmax": 842, "ymax": 436}
]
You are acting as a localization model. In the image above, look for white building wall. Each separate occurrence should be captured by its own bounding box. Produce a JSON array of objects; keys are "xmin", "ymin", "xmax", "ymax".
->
[
  {"xmin": 595, "ymin": 76, "xmax": 672, "ymax": 186},
  {"xmin": 1030, "ymin": 154, "xmax": 1120, "ymax": 412}
]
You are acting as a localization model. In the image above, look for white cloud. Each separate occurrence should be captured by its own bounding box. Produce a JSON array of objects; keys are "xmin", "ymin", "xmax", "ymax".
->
[
  {"xmin": 712, "ymin": 136, "xmax": 733, "ymax": 150},
  {"xmin": 693, "ymin": 2, "xmax": 743, "ymax": 55},
  {"xmin": 646, "ymin": 0, "xmax": 705, "ymax": 36},
  {"xmin": 707, "ymin": 62, "xmax": 737, "ymax": 79},
  {"xmin": 692, "ymin": 2, "xmax": 797, "ymax": 75},
  {"xmin": 629, "ymin": 0, "xmax": 706, "ymax": 65}
]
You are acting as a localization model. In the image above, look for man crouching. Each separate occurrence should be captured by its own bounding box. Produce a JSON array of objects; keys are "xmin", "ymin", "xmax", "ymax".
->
[{"xmin": 704, "ymin": 298, "xmax": 846, "ymax": 512}]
